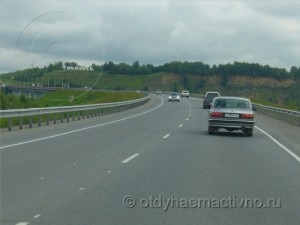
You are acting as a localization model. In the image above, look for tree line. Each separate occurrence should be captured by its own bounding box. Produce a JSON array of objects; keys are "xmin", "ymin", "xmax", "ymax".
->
[{"xmin": 92, "ymin": 61, "xmax": 300, "ymax": 79}]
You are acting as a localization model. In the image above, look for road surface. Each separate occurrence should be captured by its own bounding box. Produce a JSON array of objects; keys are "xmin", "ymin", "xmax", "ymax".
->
[{"xmin": 1, "ymin": 95, "xmax": 299, "ymax": 225}]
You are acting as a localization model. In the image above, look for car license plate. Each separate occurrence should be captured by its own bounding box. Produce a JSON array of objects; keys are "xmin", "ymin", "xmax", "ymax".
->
[{"xmin": 225, "ymin": 113, "xmax": 239, "ymax": 118}]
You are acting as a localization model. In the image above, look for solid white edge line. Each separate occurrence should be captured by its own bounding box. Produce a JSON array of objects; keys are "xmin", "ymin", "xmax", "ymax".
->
[
  {"xmin": 1, "ymin": 96, "xmax": 164, "ymax": 150},
  {"xmin": 16, "ymin": 223, "xmax": 29, "ymax": 225},
  {"xmin": 179, "ymin": 124, "xmax": 183, "ymax": 127},
  {"xmin": 163, "ymin": 134, "xmax": 170, "ymax": 139},
  {"xmin": 121, "ymin": 153, "xmax": 140, "ymax": 163},
  {"xmin": 255, "ymin": 126, "xmax": 300, "ymax": 163}
]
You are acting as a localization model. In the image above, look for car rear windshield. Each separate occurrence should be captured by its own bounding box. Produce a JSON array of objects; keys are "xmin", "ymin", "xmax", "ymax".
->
[
  {"xmin": 214, "ymin": 99, "xmax": 250, "ymax": 109},
  {"xmin": 206, "ymin": 93, "xmax": 219, "ymax": 98}
]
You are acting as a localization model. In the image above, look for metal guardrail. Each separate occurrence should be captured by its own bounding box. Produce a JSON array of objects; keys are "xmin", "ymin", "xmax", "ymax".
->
[
  {"xmin": 0, "ymin": 96, "xmax": 150, "ymax": 131},
  {"xmin": 252, "ymin": 103, "xmax": 300, "ymax": 127},
  {"xmin": 189, "ymin": 93, "xmax": 205, "ymax": 98}
]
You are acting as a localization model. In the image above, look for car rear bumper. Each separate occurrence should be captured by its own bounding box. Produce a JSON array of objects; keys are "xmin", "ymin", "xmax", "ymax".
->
[
  {"xmin": 203, "ymin": 101, "xmax": 212, "ymax": 107},
  {"xmin": 208, "ymin": 119, "xmax": 254, "ymax": 129}
]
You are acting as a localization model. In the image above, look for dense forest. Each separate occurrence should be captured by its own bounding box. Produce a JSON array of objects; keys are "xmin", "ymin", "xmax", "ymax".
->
[{"xmin": 1, "ymin": 61, "xmax": 300, "ymax": 82}]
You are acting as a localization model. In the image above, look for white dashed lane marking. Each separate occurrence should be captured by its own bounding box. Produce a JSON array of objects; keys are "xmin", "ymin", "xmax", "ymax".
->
[
  {"xmin": 163, "ymin": 134, "xmax": 170, "ymax": 139},
  {"xmin": 121, "ymin": 153, "xmax": 140, "ymax": 163}
]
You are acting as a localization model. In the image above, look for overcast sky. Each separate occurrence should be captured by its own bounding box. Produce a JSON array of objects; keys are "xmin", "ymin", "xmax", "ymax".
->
[{"xmin": 0, "ymin": 0, "xmax": 299, "ymax": 73}]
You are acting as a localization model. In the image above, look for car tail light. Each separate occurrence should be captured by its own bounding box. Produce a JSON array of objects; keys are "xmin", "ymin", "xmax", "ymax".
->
[
  {"xmin": 241, "ymin": 113, "xmax": 254, "ymax": 119},
  {"xmin": 210, "ymin": 112, "xmax": 223, "ymax": 117}
]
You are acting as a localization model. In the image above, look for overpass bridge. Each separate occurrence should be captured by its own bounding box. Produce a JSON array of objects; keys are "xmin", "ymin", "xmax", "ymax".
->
[{"xmin": 2, "ymin": 85, "xmax": 62, "ymax": 99}]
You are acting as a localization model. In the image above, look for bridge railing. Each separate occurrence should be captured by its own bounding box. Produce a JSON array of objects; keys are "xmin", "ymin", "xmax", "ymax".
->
[
  {"xmin": 0, "ymin": 96, "xmax": 150, "ymax": 131},
  {"xmin": 252, "ymin": 103, "xmax": 300, "ymax": 127}
]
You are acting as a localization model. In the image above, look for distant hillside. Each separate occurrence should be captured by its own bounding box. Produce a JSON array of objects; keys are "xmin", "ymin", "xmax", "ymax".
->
[{"xmin": 147, "ymin": 73, "xmax": 300, "ymax": 110}]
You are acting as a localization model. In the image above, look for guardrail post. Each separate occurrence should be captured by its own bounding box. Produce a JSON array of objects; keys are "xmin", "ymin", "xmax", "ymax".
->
[
  {"xmin": 38, "ymin": 115, "xmax": 41, "ymax": 127},
  {"xmin": 60, "ymin": 113, "xmax": 63, "ymax": 123},
  {"xmin": 54, "ymin": 114, "xmax": 57, "ymax": 124},
  {"xmin": 46, "ymin": 114, "xmax": 49, "ymax": 125},
  {"xmin": 8, "ymin": 118, "xmax": 12, "ymax": 131},
  {"xmin": 29, "ymin": 116, "xmax": 33, "ymax": 128},
  {"xmin": 19, "ymin": 117, "xmax": 23, "ymax": 129}
]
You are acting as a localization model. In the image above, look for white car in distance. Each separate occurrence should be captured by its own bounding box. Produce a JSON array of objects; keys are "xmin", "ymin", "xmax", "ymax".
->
[{"xmin": 181, "ymin": 90, "xmax": 189, "ymax": 98}]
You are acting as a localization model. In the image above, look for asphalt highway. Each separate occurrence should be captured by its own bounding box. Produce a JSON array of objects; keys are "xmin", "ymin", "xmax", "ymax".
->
[{"xmin": 1, "ymin": 94, "xmax": 299, "ymax": 225}]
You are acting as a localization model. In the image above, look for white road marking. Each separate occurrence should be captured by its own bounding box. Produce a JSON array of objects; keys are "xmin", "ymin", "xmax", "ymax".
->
[
  {"xmin": 186, "ymin": 118, "xmax": 189, "ymax": 121},
  {"xmin": 107, "ymin": 170, "xmax": 111, "ymax": 173},
  {"xmin": 122, "ymin": 153, "xmax": 140, "ymax": 163},
  {"xmin": 16, "ymin": 223, "xmax": 29, "ymax": 225},
  {"xmin": 0, "ymin": 97, "xmax": 164, "ymax": 150},
  {"xmin": 163, "ymin": 134, "xmax": 170, "ymax": 139},
  {"xmin": 179, "ymin": 124, "xmax": 183, "ymax": 128},
  {"xmin": 79, "ymin": 187, "xmax": 84, "ymax": 191},
  {"xmin": 72, "ymin": 163, "xmax": 77, "ymax": 166},
  {"xmin": 33, "ymin": 214, "xmax": 40, "ymax": 219},
  {"xmin": 40, "ymin": 177, "xmax": 45, "ymax": 180},
  {"xmin": 255, "ymin": 126, "xmax": 300, "ymax": 162}
]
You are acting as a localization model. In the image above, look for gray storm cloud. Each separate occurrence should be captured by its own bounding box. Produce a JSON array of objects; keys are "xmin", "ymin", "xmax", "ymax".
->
[{"xmin": 0, "ymin": 0, "xmax": 299, "ymax": 73}]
